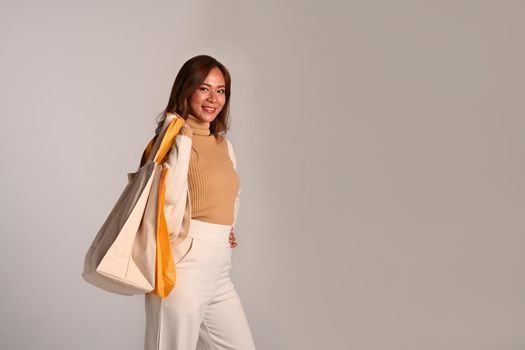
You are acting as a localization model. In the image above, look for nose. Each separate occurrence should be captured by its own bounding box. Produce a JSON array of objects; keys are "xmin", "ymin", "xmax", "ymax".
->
[{"xmin": 206, "ymin": 91, "xmax": 217, "ymax": 102}]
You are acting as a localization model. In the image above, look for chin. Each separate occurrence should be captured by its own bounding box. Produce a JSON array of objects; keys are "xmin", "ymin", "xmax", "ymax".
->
[
  {"xmin": 204, "ymin": 111, "xmax": 220, "ymax": 121},
  {"xmin": 202, "ymin": 114, "xmax": 217, "ymax": 123}
]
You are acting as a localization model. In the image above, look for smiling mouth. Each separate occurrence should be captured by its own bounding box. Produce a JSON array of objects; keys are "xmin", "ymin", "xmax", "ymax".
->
[{"xmin": 202, "ymin": 106, "xmax": 216, "ymax": 113}]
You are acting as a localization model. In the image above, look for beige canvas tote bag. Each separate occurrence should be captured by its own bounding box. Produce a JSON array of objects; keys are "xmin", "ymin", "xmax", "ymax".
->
[{"xmin": 82, "ymin": 116, "xmax": 184, "ymax": 296}]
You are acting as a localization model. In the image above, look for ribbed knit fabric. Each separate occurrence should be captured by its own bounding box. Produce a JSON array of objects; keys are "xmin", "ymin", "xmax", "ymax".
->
[{"xmin": 185, "ymin": 113, "xmax": 240, "ymax": 226}]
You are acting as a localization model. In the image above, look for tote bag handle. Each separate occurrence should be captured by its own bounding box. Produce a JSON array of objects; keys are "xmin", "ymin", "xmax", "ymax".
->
[{"xmin": 139, "ymin": 116, "xmax": 184, "ymax": 168}]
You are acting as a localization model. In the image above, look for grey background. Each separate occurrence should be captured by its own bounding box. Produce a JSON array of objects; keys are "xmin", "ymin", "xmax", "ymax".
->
[{"xmin": 1, "ymin": 1, "xmax": 524, "ymax": 349}]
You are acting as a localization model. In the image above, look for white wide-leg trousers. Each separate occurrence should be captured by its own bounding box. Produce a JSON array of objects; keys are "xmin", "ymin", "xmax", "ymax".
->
[{"xmin": 144, "ymin": 219, "xmax": 256, "ymax": 350}]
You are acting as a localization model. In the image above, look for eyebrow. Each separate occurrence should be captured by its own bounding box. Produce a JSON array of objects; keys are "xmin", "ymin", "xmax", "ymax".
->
[{"xmin": 201, "ymin": 83, "xmax": 226, "ymax": 88}]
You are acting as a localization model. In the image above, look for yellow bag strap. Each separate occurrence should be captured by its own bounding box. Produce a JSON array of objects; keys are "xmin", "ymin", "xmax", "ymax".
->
[
  {"xmin": 154, "ymin": 117, "xmax": 184, "ymax": 163},
  {"xmin": 139, "ymin": 117, "xmax": 184, "ymax": 167},
  {"xmin": 152, "ymin": 167, "xmax": 177, "ymax": 298},
  {"xmin": 140, "ymin": 137, "xmax": 157, "ymax": 168}
]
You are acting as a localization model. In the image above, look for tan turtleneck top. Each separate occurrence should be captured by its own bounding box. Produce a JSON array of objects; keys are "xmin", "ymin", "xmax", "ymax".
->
[{"xmin": 185, "ymin": 113, "xmax": 240, "ymax": 226}]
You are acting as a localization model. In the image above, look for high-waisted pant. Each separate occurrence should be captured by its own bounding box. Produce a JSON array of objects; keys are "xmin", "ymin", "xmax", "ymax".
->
[{"xmin": 144, "ymin": 219, "xmax": 257, "ymax": 350}]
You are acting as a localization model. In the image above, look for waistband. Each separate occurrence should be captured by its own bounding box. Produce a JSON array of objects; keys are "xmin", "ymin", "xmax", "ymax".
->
[{"xmin": 187, "ymin": 219, "xmax": 232, "ymax": 243}]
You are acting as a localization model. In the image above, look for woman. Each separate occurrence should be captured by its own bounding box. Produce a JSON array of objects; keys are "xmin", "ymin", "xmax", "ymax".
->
[{"xmin": 143, "ymin": 55, "xmax": 257, "ymax": 350}]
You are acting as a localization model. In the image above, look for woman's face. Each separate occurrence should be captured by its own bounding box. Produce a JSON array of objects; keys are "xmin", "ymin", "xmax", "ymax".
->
[{"xmin": 188, "ymin": 67, "xmax": 227, "ymax": 123}]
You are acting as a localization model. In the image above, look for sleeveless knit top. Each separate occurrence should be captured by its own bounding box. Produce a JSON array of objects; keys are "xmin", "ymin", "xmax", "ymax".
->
[{"xmin": 185, "ymin": 113, "xmax": 240, "ymax": 225}]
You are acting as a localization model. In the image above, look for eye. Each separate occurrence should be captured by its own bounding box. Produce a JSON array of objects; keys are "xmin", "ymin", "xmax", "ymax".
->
[
  {"xmin": 200, "ymin": 87, "xmax": 208, "ymax": 92},
  {"xmin": 218, "ymin": 89, "xmax": 226, "ymax": 94}
]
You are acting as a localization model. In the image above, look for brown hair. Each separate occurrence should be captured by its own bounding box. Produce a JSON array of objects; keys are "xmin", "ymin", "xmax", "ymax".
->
[{"xmin": 154, "ymin": 55, "xmax": 232, "ymax": 137}]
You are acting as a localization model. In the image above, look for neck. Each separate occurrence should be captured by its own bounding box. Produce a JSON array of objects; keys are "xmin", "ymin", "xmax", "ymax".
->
[{"xmin": 186, "ymin": 113, "xmax": 211, "ymax": 136}]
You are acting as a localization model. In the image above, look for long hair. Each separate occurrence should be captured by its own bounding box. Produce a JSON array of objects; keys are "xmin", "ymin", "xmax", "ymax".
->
[{"xmin": 154, "ymin": 55, "xmax": 232, "ymax": 137}]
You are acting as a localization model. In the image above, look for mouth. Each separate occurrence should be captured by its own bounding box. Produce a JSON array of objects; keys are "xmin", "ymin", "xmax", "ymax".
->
[{"xmin": 202, "ymin": 106, "xmax": 216, "ymax": 113}]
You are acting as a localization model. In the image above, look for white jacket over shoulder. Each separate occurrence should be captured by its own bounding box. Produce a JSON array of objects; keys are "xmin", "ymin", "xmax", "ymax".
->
[{"xmin": 146, "ymin": 113, "xmax": 241, "ymax": 247}]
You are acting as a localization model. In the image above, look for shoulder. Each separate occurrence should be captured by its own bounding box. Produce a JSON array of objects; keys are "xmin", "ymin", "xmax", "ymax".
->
[
  {"xmin": 221, "ymin": 135, "xmax": 237, "ymax": 169},
  {"xmin": 218, "ymin": 134, "xmax": 234, "ymax": 150}
]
